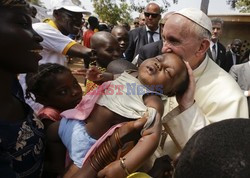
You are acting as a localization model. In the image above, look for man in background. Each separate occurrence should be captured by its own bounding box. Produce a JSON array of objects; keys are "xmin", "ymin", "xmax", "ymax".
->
[
  {"xmin": 208, "ymin": 17, "xmax": 226, "ymax": 66},
  {"xmin": 125, "ymin": 2, "xmax": 161, "ymax": 61},
  {"xmin": 222, "ymin": 38, "xmax": 242, "ymax": 72}
]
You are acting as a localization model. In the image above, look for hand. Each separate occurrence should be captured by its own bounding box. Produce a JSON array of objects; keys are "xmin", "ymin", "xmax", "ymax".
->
[
  {"xmin": 83, "ymin": 49, "xmax": 97, "ymax": 68},
  {"xmin": 176, "ymin": 61, "xmax": 195, "ymax": 112},
  {"xmin": 86, "ymin": 66, "xmax": 103, "ymax": 81},
  {"xmin": 97, "ymin": 160, "xmax": 126, "ymax": 178}
]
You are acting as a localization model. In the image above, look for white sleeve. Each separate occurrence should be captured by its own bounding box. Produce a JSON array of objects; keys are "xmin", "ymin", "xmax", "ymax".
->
[
  {"xmin": 33, "ymin": 23, "xmax": 74, "ymax": 54},
  {"xmin": 164, "ymin": 103, "xmax": 209, "ymax": 147},
  {"xmin": 164, "ymin": 91, "xmax": 248, "ymax": 148}
]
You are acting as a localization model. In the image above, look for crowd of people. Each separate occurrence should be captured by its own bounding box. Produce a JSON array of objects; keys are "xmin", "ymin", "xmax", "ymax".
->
[{"xmin": 1, "ymin": 0, "xmax": 250, "ymax": 178}]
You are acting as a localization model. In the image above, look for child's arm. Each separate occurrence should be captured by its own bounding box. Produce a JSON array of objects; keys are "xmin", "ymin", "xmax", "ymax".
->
[
  {"xmin": 72, "ymin": 66, "xmax": 119, "ymax": 85},
  {"xmin": 98, "ymin": 95, "xmax": 163, "ymax": 178},
  {"xmin": 87, "ymin": 66, "xmax": 121, "ymax": 85}
]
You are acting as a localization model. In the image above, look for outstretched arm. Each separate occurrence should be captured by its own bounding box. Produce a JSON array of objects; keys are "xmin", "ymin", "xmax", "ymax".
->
[{"xmin": 73, "ymin": 66, "xmax": 120, "ymax": 85}]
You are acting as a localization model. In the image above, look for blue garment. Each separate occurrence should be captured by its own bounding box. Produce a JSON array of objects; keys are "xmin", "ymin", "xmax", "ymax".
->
[
  {"xmin": 0, "ymin": 100, "xmax": 45, "ymax": 177},
  {"xmin": 59, "ymin": 118, "xmax": 96, "ymax": 168}
]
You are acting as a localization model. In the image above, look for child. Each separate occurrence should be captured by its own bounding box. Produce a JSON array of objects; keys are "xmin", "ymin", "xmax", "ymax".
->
[
  {"xmin": 25, "ymin": 63, "xmax": 83, "ymax": 177},
  {"xmin": 59, "ymin": 53, "xmax": 189, "ymax": 177},
  {"xmin": 85, "ymin": 31, "xmax": 121, "ymax": 94},
  {"xmin": 111, "ymin": 26, "xmax": 129, "ymax": 60},
  {"xmin": 26, "ymin": 63, "xmax": 83, "ymax": 122},
  {"xmin": 0, "ymin": 0, "xmax": 45, "ymax": 177}
]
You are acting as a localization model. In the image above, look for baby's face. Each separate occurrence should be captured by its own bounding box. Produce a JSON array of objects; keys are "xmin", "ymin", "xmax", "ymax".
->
[{"xmin": 138, "ymin": 53, "xmax": 186, "ymax": 95}]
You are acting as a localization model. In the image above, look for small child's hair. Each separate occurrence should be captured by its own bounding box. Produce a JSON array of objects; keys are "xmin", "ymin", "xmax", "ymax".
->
[
  {"xmin": 175, "ymin": 118, "xmax": 250, "ymax": 178},
  {"xmin": 107, "ymin": 59, "xmax": 137, "ymax": 74},
  {"xmin": 26, "ymin": 63, "xmax": 71, "ymax": 100}
]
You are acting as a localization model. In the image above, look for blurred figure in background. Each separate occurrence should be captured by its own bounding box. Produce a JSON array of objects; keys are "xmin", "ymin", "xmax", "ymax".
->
[
  {"xmin": 221, "ymin": 39, "xmax": 242, "ymax": 72},
  {"xmin": 133, "ymin": 17, "xmax": 140, "ymax": 28},
  {"xmin": 83, "ymin": 16, "xmax": 99, "ymax": 48},
  {"xmin": 139, "ymin": 12, "xmax": 146, "ymax": 27}
]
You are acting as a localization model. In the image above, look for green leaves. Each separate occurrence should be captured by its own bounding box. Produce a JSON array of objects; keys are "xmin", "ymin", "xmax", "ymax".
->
[{"xmin": 92, "ymin": 0, "xmax": 133, "ymax": 25}]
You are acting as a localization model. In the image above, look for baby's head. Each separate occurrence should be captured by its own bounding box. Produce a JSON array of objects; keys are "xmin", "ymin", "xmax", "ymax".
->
[
  {"xmin": 26, "ymin": 63, "xmax": 83, "ymax": 112},
  {"xmin": 138, "ymin": 53, "xmax": 189, "ymax": 96},
  {"xmin": 90, "ymin": 31, "xmax": 121, "ymax": 68},
  {"xmin": 107, "ymin": 59, "xmax": 137, "ymax": 74}
]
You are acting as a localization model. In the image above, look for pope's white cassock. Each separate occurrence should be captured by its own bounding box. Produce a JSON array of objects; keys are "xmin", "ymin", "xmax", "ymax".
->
[{"xmin": 153, "ymin": 54, "xmax": 249, "ymax": 162}]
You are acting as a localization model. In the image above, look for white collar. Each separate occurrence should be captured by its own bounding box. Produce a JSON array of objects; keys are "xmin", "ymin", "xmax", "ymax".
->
[
  {"xmin": 146, "ymin": 25, "xmax": 160, "ymax": 33},
  {"xmin": 210, "ymin": 41, "xmax": 217, "ymax": 48},
  {"xmin": 193, "ymin": 54, "xmax": 209, "ymax": 82}
]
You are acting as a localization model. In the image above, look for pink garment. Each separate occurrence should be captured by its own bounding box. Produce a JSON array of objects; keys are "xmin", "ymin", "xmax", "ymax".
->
[
  {"xmin": 61, "ymin": 81, "xmax": 111, "ymax": 120},
  {"xmin": 38, "ymin": 106, "xmax": 61, "ymax": 121}
]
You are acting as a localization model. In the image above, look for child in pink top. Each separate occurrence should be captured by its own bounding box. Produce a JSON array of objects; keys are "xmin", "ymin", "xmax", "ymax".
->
[{"xmin": 26, "ymin": 63, "xmax": 83, "ymax": 177}]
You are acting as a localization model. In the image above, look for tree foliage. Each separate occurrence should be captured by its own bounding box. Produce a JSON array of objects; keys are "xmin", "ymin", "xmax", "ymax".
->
[
  {"xmin": 91, "ymin": 0, "xmax": 133, "ymax": 25},
  {"xmin": 235, "ymin": 0, "xmax": 250, "ymax": 12},
  {"xmin": 27, "ymin": 0, "xmax": 42, "ymax": 6}
]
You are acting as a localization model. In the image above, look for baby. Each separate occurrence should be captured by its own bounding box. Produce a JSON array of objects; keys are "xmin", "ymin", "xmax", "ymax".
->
[{"xmin": 59, "ymin": 53, "xmax": 189, "ymax": 175}]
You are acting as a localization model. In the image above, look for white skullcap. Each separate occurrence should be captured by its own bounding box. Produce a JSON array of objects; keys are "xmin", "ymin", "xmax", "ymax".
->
[{"xmin": 174, "ymin": 8, "xmax": 212, "ymax": 34}]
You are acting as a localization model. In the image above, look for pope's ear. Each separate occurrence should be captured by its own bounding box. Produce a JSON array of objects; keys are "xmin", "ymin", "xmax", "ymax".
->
[{"xmin": 197, "ymin": 39, "xmax": 210, "ymax": 55}]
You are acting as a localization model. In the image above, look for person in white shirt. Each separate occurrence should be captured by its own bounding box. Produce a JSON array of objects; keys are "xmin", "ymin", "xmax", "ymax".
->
[{"xmin": 20, "ymin": 2, "xmax": 94, "ymax": 113}]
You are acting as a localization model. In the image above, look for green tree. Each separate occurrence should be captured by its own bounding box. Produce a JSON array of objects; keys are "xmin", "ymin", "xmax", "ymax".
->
[
  {"xmin": 91, "ymin": 0, "xmax": 133, "ymax": 25},
  {"xmin": 27, "ymin": 0, "xmax": 42, "ymax": 6},
  {"xmin": 235, "ymin": 0, "xmax": 250, "ymax": 12}
]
